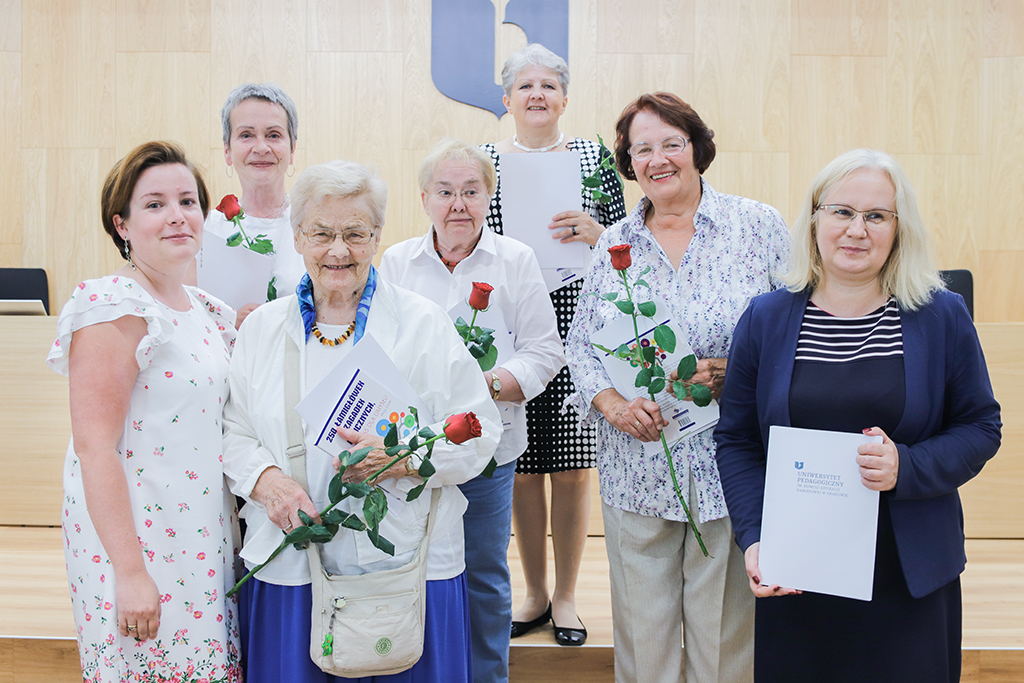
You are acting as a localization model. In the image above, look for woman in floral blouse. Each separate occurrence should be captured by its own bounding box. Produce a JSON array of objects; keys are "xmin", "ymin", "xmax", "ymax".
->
[
  {"xmin": 565, "ymin": 92, "xmax": 790, "ymax": 683},
  {"xmin": 48, "ymin": 141, "xmax": 241, "ymax": 682}
]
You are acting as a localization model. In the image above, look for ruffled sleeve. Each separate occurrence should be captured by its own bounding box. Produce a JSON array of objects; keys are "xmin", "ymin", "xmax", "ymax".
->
[
  {"xmin": 46, "ymin": 276, "xmax": 176, "ymax": 376},
  {"xmin": 188, "ymin": 286, "xmax": 238, "ymax": 353}
]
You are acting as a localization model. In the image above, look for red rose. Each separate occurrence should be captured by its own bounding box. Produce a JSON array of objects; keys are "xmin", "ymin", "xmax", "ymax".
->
[
  {"xmin": 468, "ymin": 282, "xmax": 493, "ymax": 311},
  {"xmin": 608, "ymin": 244, "xmax": 632, "ymax": 271},
  {"xmin": 217, "ymin": 194, "xmax": 242, "ymax": 221},
  {"xmin": 443, "ymin": 412, "xmax": 482, "ymax": 445}
]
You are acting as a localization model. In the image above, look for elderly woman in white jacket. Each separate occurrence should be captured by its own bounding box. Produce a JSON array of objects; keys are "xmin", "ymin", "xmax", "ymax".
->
[
  {"xmin": 222, "ymin": 159, "xmax": 501, "ymax": 683},
  {"xmin": 379, "ymin": 138, "xmax": 564, "ymax": 683}
]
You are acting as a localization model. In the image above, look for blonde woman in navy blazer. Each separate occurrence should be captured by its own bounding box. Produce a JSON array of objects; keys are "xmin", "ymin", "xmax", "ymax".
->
[{"xmin": 714, "ymin": 149, "xmax": 1001, "ymax": 683}]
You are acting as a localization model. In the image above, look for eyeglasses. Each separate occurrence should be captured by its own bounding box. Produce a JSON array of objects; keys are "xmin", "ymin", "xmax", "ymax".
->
[
  {"xmin": 299, "ymin": 226, "xmax": 378, "ymax": 247},
  {"xmin": 432, "ymin": 188, "xmax": 485, "ymax": 204},
  {"xmin": 627, "ymin": 136, "xmax": 689, "ymax": 161},
  {"xmin": 816, "ymin": 204, "xmax": 898, "ymax": 230}
]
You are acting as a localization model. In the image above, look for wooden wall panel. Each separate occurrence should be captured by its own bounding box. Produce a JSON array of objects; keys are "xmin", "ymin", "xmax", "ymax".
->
[
  {"xmin": 694, "ymin": 0, "xmax": 789, "ymax": 153},
  {"xmin": 983, "ymin": 0, "xmax": 1024, "ymax": 57},
  {"xmin": 0, "ymin": 52, "xmax": 20, "ymax": 246},
  {"xmin": 886, "ymin": 0, "xmax": 981, "ymax": 155},
  {"xmin": 0, "ymin": 0, "xmax": 19, "ymax": 52},
  {"xmin": 115, "ymin": 52, "xmax": 212, "ymax": 158},
  {"xmin": 307, "ymin": 0, "xmax": 404, "ymax": 53},
  {"xmin": 981, "ymin": 57, "xmax": 1024, "ymax": 252},
  {"xmin": 21, "ymin": 0, "xmax": 115, "ymax": 149},
  {"xmin": 977, "ymin": 251, "xmax": 1024, "ymax": 324},
  {"xmin": 597, "ymin": 0, "xmax": 695, "ymax": 55},
  {"xmin": 792, "ymin": 0, "xmax": 887, "ymax": 56},
  {"xmin": 115, "ymin": 0, "xmax": 211, "ymax": 52}
]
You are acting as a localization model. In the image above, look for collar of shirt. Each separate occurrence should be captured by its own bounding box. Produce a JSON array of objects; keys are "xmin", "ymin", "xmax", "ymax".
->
[{"xmin": 409, "ymin": 225, "xmax": 499, "ymax": 271}]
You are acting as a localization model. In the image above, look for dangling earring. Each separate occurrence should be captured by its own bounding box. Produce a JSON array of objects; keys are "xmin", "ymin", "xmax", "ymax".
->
[
  {"xmin": 286, "ymin": 163, "xmax": 296, "ymax": 178},
  {"xmin": 226, "ymin": 165, "xmax": 234, "ymax": 179},
  {"xmin": 124, "ymin": 239, "xmax": 136, "ymax": 270}
]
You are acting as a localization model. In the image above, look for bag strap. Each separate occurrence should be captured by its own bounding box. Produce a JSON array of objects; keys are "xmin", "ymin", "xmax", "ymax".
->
[{"xmin": 282, "ymin": 300, "xmax": 440, "ymax": 573}]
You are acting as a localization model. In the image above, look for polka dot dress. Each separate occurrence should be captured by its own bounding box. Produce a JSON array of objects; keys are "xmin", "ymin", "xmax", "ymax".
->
[{"xmin": 482, "ymin": 138, "xmax": 627, "ymax": 473}]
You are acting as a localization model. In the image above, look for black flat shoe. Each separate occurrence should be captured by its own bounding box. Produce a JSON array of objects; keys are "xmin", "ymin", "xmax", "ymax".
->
[
  {"xmin": 510, "ymin": 602, "xmax": 551, "ymax": 638},
  {"xmin": 553, "ymin": 617, "xmax": 587, "ymax": 646}
]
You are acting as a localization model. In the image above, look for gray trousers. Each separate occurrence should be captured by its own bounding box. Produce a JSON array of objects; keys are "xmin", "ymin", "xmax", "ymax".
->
[{"xmin": 602, "ymin": 488, "xmax": 753, "ymax": 683}]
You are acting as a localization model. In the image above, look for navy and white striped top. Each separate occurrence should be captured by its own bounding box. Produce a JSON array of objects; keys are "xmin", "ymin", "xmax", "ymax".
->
[{"xmin": 795, "ymin": 298, "xmax": 903, "ymax": 363}]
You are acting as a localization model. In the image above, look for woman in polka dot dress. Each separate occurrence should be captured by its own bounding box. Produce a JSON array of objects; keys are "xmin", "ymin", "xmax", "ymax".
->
[
  {"xmin": 47, "ymin": 142, "xmax": 242, "ymax": 682},
  {"xmin": 482, "ymin": 44, "xmax": 626, "ymax": 645}
]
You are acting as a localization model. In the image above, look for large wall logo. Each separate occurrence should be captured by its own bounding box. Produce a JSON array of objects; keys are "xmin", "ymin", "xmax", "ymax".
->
[{"xmin": 431, "ymin": 0, "xmax": 569, "ymax": 117}]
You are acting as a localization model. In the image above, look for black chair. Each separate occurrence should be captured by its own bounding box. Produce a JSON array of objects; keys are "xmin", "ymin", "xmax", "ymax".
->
[
  {"xmin": 940, "ymin": 269, "xmax": 973, "ymax": 321},
  {"xmin": 0, "ymin": 267, "xmax": 50, "ymax": 314}
]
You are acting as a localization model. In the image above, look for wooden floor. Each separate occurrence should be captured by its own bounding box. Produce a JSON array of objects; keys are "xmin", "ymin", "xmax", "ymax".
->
[{"xmin": 1, "ymin": 527, "xmax": 1021, "ymax": 682}]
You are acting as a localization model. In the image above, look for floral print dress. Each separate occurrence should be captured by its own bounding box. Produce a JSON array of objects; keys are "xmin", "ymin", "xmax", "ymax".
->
[{"xmin": 47, "ymin": 276, "xmax": 242, "ymax": 683}]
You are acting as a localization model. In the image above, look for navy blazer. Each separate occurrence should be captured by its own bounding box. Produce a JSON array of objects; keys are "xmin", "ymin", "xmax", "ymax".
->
[{"xmin": 714, "ymin": 287, "xmax": 1001, "ymax": 598}]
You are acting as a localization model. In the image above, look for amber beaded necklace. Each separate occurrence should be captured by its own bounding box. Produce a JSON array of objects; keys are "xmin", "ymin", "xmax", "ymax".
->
[{"xmin": 311, "ymin": 321, "xmax": 356, "ymax": 347}]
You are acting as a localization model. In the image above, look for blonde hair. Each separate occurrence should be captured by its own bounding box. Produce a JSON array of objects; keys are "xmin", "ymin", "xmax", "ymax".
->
[
  {"xmin": 784, "ymin": 149, "xmax": 943, "ymax": 310},
  {"xmin": 417, "ymin": 138, "xmax": 497, "ymax": 197}
]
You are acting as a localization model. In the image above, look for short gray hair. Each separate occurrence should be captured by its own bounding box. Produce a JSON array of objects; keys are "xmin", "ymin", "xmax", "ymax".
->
[
  {"xmin": 418, "ymin": 138, "xmax": 497, "ymax": 197},
  {"xmin": 500, "ymin": 43, "xmax": 569, "ymax": 97},
  {"xmin": 220, "ymin": 82, "xmax": 298, "ymax": 151},
  {"xmin": 783, "ymin": 148, "xmax": 943, "ymax": 311},
  {"xmin": 290, "ymin": 161, "xmax": 388, "ymax": 236}
]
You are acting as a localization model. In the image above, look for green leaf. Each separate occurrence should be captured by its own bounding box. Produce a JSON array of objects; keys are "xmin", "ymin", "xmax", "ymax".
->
[
  {"xmin": 328, "ymin": 473, "xmax": 345, "ymax": 504},
  {"xmin": 340, "ymin": 513, "xmax": 366, "ymax": 531},
  {"xmin": 635, "ymin": 366, "xmax": 652, "ymax": 388},
  {"xmin": 650, "ymin": 378, "xmax": 666, "ymax": 394},
  {"xmin": 651, "ymin": 364, "xmax": 665, "ymax": 378},
  {"xmin": 467, "ymin": 342, "xmax": 486, "ymax": 359},
  {"xmin": 409, "ymin": 435, "xmax": 420, "ymax": 451},
  {"xmin": 363, "ymin": 489, "xmax": 388, "ymax": 528},
  {"xmin": 224, "ymin": 232, "xmax": 244, "ymax": 247},
  {"xmin": 409, "ymin": 406, "xmax": 419, "ymax": 428},
  {"xmin": 639, "ymin": 266, "xmax": 652, "ymax": 277},
  {"xmin": 323, "ymin": 509, "xmax": 345, "ymax": 526},
  {"xmin": 654, "ymin": 325, "xmax": 676, "ymax": 354},
  {"xmin": 613, "ymin": 300, "xmax": 634, "ymax": 315},
  {"xmin": 406, "ymin": 481, "xmax": 427, "ymax": 502},
  {"xmin": 642, "ymin": 346, "xmax": 657, "ymax": 364},
  {"xmin": 248, "ymin": 238, "xmax": 275, "ymax": 255},
  {"xmin": 344, "ymin": 482, "xmax": 372, "ymax": 499},
  {"xmin": 690, "ymin": 384, "xmax": 713, "ymax": 407},
  {"xmin": 582, "ymin": 175, "xmax": 602, "ymax": 188},
  {"xmin": 601, "ymin": 292, "xmax": 618, "ymax": 301},
  {"xmin": 384, "ymin": 444, "xmax": 404, "ymax": 457},
  {"xmin": 635, "ymin": 278, "xmax": 650, "ymax": 289},
  {"xmin": 614, "ymin": 343, "xmax": 631, "ymax": 358},
  {"xmin": 418, "ymin": 426, "xmax": 436, "ymax": 440},
  {"xmin": 677, "ymin": 354, "xmax": 697, "ymax": 380},
  {"xmin": 481, "ymin": 456, "xmax": 498, "ymax": 478},
  {"xmin": 367, "ymin": 528, "xmax": 396, "ymax": 556},
  {"xmin": 307, "ymin": 524, "xmax": 335, "ymax": 544},
  {"xmin": 286, "ymin": 525, "xmax": 314, "ymax": 549},
  {"xmin": 477, "ymin": 331, "xmax": 495, "ymax": 348},
  {"xmin": 417, "ymin": 457, "xmax": 436, "ymax": 478},
  {"xmin": 672, "ymin": 380, "xmax": 686, "ymax": 400},
  {"xmin": 637, "ymin": 301, "xmax": 657, "ymax": 317},
  {"xmin": 591, "ymin": 189, "xmax": 612, "ymax": 204},
  {"xmin": 297, "ymin": 509, "xmax": 314, "ymax": 527},
  {"xmin": 477, "ymin": 345, "xmax": 498, "ymax": 372},
  {"xmin": 266, "ymin": 276, "xmax": 277, "ymax": 302},
  {"xmin": 383, "ymin": 423, "xmax": 398, "ymax": 448}
]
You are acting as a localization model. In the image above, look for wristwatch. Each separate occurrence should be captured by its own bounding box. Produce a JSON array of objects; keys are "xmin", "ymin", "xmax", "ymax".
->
[{"xmin": 489, "ymin": 372, "xmax": 502, "ymax": 400}]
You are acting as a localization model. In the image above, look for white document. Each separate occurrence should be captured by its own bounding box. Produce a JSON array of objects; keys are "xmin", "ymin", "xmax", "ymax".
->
[
  {"xmin": 591, "ymin": 316, "xmax": 719, "ymax": 455},
  {"xmin": 498, "ymin": 151, "xmax": 590, "ymax": 270},
  {"xmin": 196, "ymin": 232, "xmax": 275, "ymax": 311},
  {"xmin": 447, "ymin": 299, "xmax": 515, "ymax": 431},
  {"xmin": 759, "ymin": 425, "xmax": 882, "ymax": 601},
  {"xmin": 296, "ymin": 334, "xmax": 434, "ymax": 459},
  {"xmin": 541, "ymin": 264, "xmax": 589, "ymax": 293}
]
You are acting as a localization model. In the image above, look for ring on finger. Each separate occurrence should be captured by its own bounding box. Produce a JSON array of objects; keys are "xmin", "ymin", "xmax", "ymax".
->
[
  {"xmin": 127, "ymin": 624, "xmax": 138, "ymax": 631},
  {"xmin": 284, "ymin": 523, "xmax": 293, "ymax": 532},
  {"xmin": 633, "ymin": 419, "xmax": 641, "ymax": 429},
  {"xmin": 571, "ymin": 226, "xmax": 578, "ymax": 236}
]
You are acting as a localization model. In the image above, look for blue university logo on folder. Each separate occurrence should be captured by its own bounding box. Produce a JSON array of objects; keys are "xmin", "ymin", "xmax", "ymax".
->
[{"xmin": 794, "ymin": 461, "xmax": 805, "ymax": 470}]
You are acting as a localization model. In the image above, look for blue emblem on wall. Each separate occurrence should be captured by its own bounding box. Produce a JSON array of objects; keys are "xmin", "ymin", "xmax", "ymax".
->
[
  {"xmin": 794, "ymin": 461, "xmax": 805, "ymax": 470},
  {"xmin": 431, "ymin": 0, "xmax": 569, "ymax": 117}
]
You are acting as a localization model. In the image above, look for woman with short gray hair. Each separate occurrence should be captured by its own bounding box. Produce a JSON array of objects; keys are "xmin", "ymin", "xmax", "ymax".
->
[
  {"xmin": 482, "ymin": 43, "xmax": 627, "ymax": 651},
  {"xmin": 202, "ymin": 82, "xmax": 306, "ymax": 326}
]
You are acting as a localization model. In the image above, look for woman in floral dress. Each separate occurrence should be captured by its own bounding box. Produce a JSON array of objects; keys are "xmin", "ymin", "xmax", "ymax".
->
[{"xmin": 48, "ymin": 141, "xmax": 242, "ymax": 682}]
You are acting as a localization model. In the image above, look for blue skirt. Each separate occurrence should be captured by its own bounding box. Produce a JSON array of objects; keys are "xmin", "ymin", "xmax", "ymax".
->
[{"xmin": 239, "ymin": 573, "xmax": 472, "ymax": 683}]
